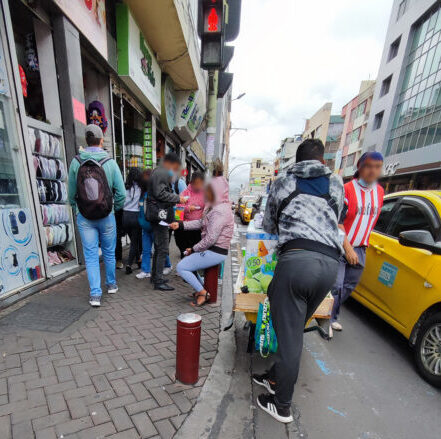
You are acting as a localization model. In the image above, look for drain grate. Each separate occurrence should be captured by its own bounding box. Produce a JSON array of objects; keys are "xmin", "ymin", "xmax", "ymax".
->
[{"xmin": 0, "ymin": 302, "xmax": 88, "ymax": 333}]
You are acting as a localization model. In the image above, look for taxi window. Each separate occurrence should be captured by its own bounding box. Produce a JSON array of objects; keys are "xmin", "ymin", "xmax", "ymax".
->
[
  {"xmin": 387, "ymin": 204, "xmax": 433, "ymax": 239},
  {"xmin": 374, "ymin": 199, "xmax": 398, "ymax": 234}
]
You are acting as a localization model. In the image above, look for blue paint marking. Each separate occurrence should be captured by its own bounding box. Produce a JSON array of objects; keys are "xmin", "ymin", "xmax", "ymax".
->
[
  {"xmin": 327, "ymin": 406, "xmax": 346, "ymax": 417},
  {"xmin": 378, "ymin": 262, "xmax": 398, "ymax": 287},
  {"xmin": 315, "ymin": 359, "xmax": 331, "ymax": 375}
]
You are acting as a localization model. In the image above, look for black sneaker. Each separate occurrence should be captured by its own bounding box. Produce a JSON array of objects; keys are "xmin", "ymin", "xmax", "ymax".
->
[
  {"xmin": 125, "ymin": 266, "xmax": 132, "ymax": 274},
  {"xmin": 154, "ymin": 282, "xmax": 175, "ymax": 291},
  {"xmin": 257, "ymin": 394, "xmax": 293, "ymax": 423},
  {"xmin": 252, "ymin": 372, "xmax": 275, "ymax": 395}
]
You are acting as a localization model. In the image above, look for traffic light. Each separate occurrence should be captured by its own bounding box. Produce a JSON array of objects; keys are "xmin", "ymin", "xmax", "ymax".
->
[{"xmin": 198, "ymin": 0, "xmax": 241, "ymax": 70}]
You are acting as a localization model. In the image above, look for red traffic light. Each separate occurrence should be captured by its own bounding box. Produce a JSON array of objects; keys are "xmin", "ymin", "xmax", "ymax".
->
[{"xmin": 207, "ymin": 8, "xmax": 219, "ymax": 32}]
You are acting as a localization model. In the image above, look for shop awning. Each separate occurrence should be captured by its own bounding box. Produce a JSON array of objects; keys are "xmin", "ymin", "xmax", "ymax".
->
[{"xmin": 125, "ymin": 0, "xmax": 198, "ymax": 91}]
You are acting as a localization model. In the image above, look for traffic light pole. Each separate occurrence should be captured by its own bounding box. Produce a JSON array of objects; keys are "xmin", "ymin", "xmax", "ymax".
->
[{"xmin": 205, "ymin": 69, "xmax": 219, "ymax": 173}]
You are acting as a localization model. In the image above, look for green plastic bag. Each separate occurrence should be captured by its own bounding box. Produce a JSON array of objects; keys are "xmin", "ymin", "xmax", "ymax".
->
[{"xmin": 254, "ymin": 298, "xmax": 278, "ymax": 357}]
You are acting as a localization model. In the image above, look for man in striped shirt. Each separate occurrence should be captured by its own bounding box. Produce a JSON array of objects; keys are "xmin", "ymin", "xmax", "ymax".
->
[{"xmin": 331, "ymin": 152, "xmax": 384, "ymax": 331}]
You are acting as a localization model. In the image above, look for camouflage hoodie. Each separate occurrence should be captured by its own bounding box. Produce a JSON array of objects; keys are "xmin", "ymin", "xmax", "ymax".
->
[{"xmin": 263, "ymin": 160, "xmax": 344, "ymax": 254}]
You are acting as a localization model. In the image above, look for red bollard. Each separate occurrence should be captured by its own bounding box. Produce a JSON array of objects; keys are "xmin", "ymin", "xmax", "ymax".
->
[
  {"xmin": 176, "ymin": 313, "xmax": 202, "ymax": 385},
  {"xmin": 204, "ymin": 264, "xmax": 219, "ymax": 303}
]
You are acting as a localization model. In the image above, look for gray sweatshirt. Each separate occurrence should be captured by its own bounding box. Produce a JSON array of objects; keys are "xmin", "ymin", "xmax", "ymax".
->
[{"xmin": 263, "ymin": 160, "xmax": 344, "ymax": 255}]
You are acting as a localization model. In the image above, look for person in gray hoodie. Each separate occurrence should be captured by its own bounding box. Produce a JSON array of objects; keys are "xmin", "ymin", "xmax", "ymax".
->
[{"xmin": 253, "ymin": 139, "xmax": 344, "ymax": 423}]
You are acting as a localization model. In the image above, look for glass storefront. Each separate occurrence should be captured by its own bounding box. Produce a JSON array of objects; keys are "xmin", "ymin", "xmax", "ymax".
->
[
  {"xmin": 0, "ymin": 12, "xmax": 44, "ymax": 297},
  {"xmin": 387, "ymin": 5, "xmax": 441, "ymax": 156}
]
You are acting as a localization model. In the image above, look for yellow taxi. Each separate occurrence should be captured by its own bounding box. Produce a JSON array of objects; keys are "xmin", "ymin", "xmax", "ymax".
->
[
  {"xmin": 238, "ymin": 200, "xmax": 254, "ymax": 224},
  {"xmin": 354, "ymin": 190, "xmax": 441, "ymax": 387}
]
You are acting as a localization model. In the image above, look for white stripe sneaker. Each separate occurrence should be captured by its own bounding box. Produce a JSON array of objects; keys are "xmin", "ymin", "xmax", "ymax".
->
[{"xmin": 257, "ymin": 394, "xmax": 293, "ymax": 423}]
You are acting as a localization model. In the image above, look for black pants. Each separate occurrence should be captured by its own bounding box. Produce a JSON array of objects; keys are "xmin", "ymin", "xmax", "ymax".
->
[
  {"xmin": 152, "ymin": 223, "xmax": 169, "ymax": 285},
  {"xmin": 123, "ymin": 211, "xmax": 141, "ymax": 267},
  {"xmin": 115, "ymin": 209, "xmax": 124, "ymax": 262},
  {"xmin": 174, "ymin": 230, "xmax": 201, "ymax": 258},
  {"xmin": 267, "ymin": 249, "xmax": 339, "ymax": 408}
]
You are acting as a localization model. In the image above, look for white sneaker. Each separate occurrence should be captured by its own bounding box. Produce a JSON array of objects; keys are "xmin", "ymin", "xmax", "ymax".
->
[
  {"xmin": 163, "ymin": 266, "xmax": 173, "ymax": 275},
  {"xmin": 89, "ymin": 297, "xmax": 101, "ymax": 307},
  {"xmin": 107, "ymin": 285, "xmax": 119, "ymax": 294},
  {"xmin": 331, "ymin": 321, "xmax": 343, "ymax": 331},
  {"xmin": 136, "ymin": 271, "xmax": 151, "ymax": 279}
]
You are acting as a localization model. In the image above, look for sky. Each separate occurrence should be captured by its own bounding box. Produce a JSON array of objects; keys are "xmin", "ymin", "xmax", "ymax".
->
[{"xmin": 227, "ymin": 0, "xmax": 394, "ymax": 194}]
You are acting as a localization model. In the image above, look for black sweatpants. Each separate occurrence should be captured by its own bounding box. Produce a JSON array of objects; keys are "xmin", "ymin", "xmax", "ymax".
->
[
  {"xmin": 267, "ymin": 249, "xmax": 339, "ymax": 408},
  {"xmin": 174, "ymin": 230, "xmax": 202, "ymax": 258},
  {"xmin": 115, "ymin": 209, "xmax": 124, "ymax": 262},
  {"xmin": 123, "ymin": 211, "xmax": 141, "ymax": 267},
  {"xmin": 151, "ymin": 223, "xmax": 169, "ymax": 285}
]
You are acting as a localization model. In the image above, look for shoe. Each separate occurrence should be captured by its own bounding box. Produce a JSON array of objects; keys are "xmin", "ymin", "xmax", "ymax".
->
[
  {"xmin": 136, "ymin": 271, "xmax": 151, "ymax": 279},
  {"xmin": 257, "ymin": 394, "xmax": 293, "ymax": 423},
  {"xmin": 252, "ymin": 372, "xmax": 275, "ymax": 395},
  {"xmin": 154, "ymin": 282, "xmax": 175, "ymax": 291},
  {"xmin": 116, "ymin": 261, "xmax": 123, "ymax": 269},
  {"xmin": 163, "ymin": 266, "xmax": 173, "ymax": 275},
  {"xmin": 107, "ymin": 285, "xmax": 118, "ymax": 294},
  {"xmin": 331, "ymin": 321, "xmax": 343, "ymax": 331},
  {"xmin": 126, "ymin": 266, "xmax": 132, "ymax": 274},
  {"xmin": 89, "ymin": 297, "xmax": 101, "ymax": 307}
]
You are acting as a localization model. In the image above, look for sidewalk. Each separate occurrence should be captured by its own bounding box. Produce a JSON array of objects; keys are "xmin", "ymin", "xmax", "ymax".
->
[{"xmin": 0, "ymin": 245, "xmax": 221, "ymax": 439}]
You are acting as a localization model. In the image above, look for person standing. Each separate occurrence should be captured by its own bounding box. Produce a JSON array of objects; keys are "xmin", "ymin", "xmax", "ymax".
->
[
  {"xmin": 68, "ymin": 125, "xmax": 125, "ymax": 307},
  {"xmin": 148, "ymin": 153, "xmax": 187, "ymax": 291},
  {"xmin": 174, "ymin": 171, "xmax": 205, "ymax": 258},
  {"xmin": 330, "ymin": 151, "xmax": 384, "ymax": 331},
  {"xmin": 122, "ymin": 168, "xmax": 142, "ymax": 274},
  {"xmin": 253, "ymin": 139, "xmax": 344, "ymax": 423}
]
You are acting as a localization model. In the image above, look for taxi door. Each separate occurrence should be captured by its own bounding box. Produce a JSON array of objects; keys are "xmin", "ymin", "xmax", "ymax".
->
[{"xmin": 362, "ymin": 197, "xmax": 439, "ymax": 335}]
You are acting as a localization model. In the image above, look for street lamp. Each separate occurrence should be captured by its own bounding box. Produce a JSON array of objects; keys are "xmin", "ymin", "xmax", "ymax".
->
[
  {"xmin": 228, "ymin": 162, "xmax": 251, "ymax": 179},
  {"xmin": 232, "ymin": 92, "xmax": 246, "ymax": 101}
]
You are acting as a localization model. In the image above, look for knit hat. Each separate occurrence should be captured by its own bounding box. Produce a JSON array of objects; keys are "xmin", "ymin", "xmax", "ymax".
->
[{"xmin": 354, "ymin": 151, "xmax": 383, "ymax": 178}]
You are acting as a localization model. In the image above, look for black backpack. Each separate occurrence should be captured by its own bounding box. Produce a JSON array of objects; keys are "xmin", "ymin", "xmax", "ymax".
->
[{"xmin": 75, "ymin": 156, "xmax": 113, "ymax": 220}]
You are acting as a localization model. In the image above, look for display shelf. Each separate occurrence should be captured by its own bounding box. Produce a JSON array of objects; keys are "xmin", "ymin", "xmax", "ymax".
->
[{"xmin": 0, "ymin": 193, "xmax": 19, "ymax": 196}]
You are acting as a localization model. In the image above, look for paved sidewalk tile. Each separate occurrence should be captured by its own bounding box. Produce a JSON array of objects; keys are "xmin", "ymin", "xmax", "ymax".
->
[{"xmin": 0, "ymin": 246, "xmax": 222, "ymax": 437}]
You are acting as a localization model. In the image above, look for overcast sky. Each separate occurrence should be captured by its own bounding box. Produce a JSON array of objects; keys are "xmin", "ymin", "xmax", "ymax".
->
[{"xmin": 227, "ymin": 0, "xmax": 394, "ymax": 194}]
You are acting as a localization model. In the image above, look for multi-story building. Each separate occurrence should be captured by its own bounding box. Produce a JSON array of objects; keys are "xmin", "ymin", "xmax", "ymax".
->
[
  {"xmin": 337, "ymin": 80, "xmax": 376, "ymax": 178},
  {"xmin": 274, "ymin": 135, "xmax": 303, "ymax": 175},
  {"xmin": 364, "ymin": 0, "xmax": 441, "ymax": 191},
  {"xmin": 249, "ymin": 158, "xmax": 274, "ymax": 193}
]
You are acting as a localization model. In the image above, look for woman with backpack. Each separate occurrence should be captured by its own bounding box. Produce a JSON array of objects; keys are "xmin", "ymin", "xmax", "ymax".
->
[
  {"xmin": 122, "ymin": 168, "xmax": 142, "ymax": 274},
  {"xmin": 137, "ymin": 169, "xmax": 172, "ymax": 279}
]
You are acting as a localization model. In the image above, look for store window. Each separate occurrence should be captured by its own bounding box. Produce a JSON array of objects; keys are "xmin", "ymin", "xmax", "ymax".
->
[
  {"xmin": 388, "ymin": 36, "xmax": 401, "ymax": 62},
  {"xmin": 0, "ymin": 21, "xmax": 43, "ymax": 296}
]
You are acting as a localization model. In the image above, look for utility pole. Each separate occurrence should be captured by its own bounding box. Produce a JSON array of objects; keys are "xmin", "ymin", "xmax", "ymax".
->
[{"xmin": 205, "ymin": 70, "xmax": 219, "ymax": 172}]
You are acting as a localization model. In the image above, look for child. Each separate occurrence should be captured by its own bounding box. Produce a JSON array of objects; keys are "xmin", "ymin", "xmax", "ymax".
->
[{"xmin": 171, "ymin": 175, "xmax": 234, "ymax": 306}]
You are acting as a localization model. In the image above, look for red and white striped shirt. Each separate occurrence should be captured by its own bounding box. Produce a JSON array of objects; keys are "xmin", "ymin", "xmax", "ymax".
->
[{"xmin": 342, "ymin": 179, "xmax": 384, "ymax": 247}]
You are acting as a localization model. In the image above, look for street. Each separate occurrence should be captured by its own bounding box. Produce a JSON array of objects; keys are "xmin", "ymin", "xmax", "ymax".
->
[{"xmin": 232, "ymin": 218, "xmax": 441, "ymax": 439}]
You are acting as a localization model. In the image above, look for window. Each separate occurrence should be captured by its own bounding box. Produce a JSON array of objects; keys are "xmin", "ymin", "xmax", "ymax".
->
[
  {"xmin": 380, "ymin": 75, "xmax": 392, "ymax": 97},
  {"xmin": 256, "ymin": 160, "xmax": 261, "ymax": 168},
  {"xmin": 397, "ymin": 0, "xmax": 408, "ymax": 21},
  {"xmin": 388, "ymin": 204, "xmax": 432, "ymax": 238},
  {"xmin": 374, "ymin": 199, "xmax": 399, "ymax": 234},
  {"xmin": 373, "ymin": 111, "xmax": 384, "ymax": 130},
  {"xmin": 388, "ymin": 36, "xmax": 401, "ymax": 61},
  {"xmin": 346, "ymin": 153, "xmax": 356, "ymax": 167}
]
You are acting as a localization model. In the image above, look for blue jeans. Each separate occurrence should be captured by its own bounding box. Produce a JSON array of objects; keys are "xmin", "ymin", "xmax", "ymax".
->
[
  {"xmin": 177, "ymin": 250, "xmax": 227, "ymax": 293},
  {"xmin": 141, "ymin": 229, "xmax": 171, "ymax": 274},
  {"xmin": 77, "ymin": 213, "xmax": 117, "ymax": 298}
]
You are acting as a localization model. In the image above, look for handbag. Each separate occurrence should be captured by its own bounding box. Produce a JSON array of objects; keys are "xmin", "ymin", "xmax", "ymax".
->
[
  {"xmin": 144, "ymin": 196, "xmax": 175, "ymax": 224},
  {"xmin": 254, "ymin": 297, "xmax": 278, "ymax": 358}
]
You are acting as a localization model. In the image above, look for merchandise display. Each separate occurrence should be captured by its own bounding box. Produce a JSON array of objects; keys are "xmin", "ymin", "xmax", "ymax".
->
[
  {"xmin": 29, "ymin": 126, "xmax": 76, "ymax": 267},
  {"xmin": 243, "ymin": 220, "xmax": 278, "ymax": 293}
]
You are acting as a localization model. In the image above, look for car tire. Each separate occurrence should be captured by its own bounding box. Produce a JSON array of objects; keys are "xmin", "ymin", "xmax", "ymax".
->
[{"xmin": 414, "ymin": 311, "xmax": 441, "ymax": 388}]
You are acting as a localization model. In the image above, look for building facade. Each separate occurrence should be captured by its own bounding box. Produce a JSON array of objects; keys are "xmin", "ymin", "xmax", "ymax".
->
[
  {"xmin": 337, "ymin": 80, "xmax": 376, "ymax": 178},
  {"xmin": 303, "ymin": 103, "xmax": 343, "ymax": 169},
  {"xmin": 364, "ymin": 0, "xmax": 441, "ymax": 191},
  {"xmin": 249, "ymin": 158, "xmax": 274, "ymax": 193},
  {"xmin": 274, "ymin": 135, "xmax": 303, "ymax": 175},
  {"xmin": 0, "ymin": 0, "xmax": 209, "ymax": 303}
]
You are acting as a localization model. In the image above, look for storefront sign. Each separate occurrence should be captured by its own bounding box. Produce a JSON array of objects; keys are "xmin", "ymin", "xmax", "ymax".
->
[
  {"xmin": 161, "ymin": 76, "xmax": 177, "ymax": 132},
  {"xmin": 116, "ymin": 4, "xmax": 161, "ymax": 115},
  {"xmin": 54, "ymin": 0, "xmax": 108, "ymax": 60},
  {"xmin": 176, "ymin": 91, "xmax": 197, "ymax": 125},
  {"xmin": 384, "ymin": 162, "xmax": 400, "ymax": 176}
]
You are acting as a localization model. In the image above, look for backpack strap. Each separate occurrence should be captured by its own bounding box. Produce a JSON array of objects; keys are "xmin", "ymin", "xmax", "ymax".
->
[
  {"xmin": 174, "ymin": 179, "xmax": 179, "ymax": 194},
  {"xmin": 75, "ymin": 155, "xmax": 83, "ymax": 165},
  {"xmin": 276, "ymin": 189, "xmax": 300, "ymax": 228},
  {"xmin": 99, "ymin": 157, "xmax": 112, "ymax": 166}
]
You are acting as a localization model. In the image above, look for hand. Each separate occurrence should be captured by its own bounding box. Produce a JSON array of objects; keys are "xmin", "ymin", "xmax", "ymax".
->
[
  {"xmin": 179, "ymin": 196, "xmax": 188, "ymax": 204},
  {"xmin": 345, "ymin": 246, "xmax": 359, "ymax": 265},
  {"xmin": 169, "ymin": 222, "xmax": 179, "ymax": 231},
  {"xmin": 189, "ymin": 205, "xmax": 196, "ymax": 212},
  {"xmin": 184, "ymin": 248, "xmax": 193, "ymax": 256}
]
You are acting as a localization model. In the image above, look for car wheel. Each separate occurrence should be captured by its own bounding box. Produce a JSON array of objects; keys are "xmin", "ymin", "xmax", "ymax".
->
[{"xmin": 414, "ymin": 311, "xmax": 441, "ymax": 388}]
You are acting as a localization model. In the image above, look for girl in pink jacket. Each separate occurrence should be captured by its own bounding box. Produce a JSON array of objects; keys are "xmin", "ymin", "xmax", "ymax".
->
[
  {"xmin": 174, "ymin": 172, "xmax": 205, "ymax": 257},
  {"xmin": 172, "ymin": 176, "xmax": 234, "ymax": 306}
]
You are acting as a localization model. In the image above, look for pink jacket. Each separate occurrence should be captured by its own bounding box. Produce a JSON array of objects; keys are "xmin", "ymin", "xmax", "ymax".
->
[
  {"xmin": 180, "ymin": 184, "xmax": 205, "ymax": 221},
  {"xmin": 184, "ymin": 176, "xmax": 234, "ymax": 253}
]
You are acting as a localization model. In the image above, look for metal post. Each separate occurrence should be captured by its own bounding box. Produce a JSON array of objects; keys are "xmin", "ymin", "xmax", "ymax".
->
[
  {"xmin": 204, "ymin": 264, "xmax": 220, "ymax": 303},
  {"xmin": 120, "ymin": 95, "xmax": 126, "ymax": 180},
  {"xmin": 205, "ymin": 70, "xmax": 219, "ymax": 173}
]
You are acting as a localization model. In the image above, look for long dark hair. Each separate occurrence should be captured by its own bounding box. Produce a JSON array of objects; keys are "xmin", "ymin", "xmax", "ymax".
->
[
  {"xmin": 140, "ymin": 168, "xmax": 152, "ymax": 195},
  {"xmin": 125, "ymin": 168, "xmax": 141, "ymax": 190}
]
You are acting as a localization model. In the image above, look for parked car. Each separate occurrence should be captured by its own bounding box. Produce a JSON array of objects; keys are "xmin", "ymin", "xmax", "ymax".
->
[
  {"xmin": 238, "ymin": 200, "xmax": 255, "ymax": 224},
  {"xmin": 353, "ymin": 190, "xmax": 441, "ymax": 386}
]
